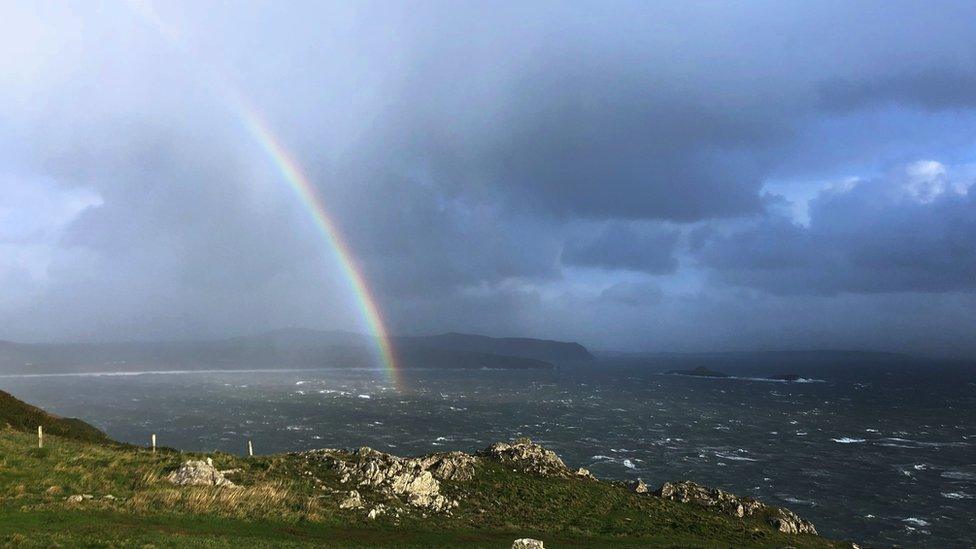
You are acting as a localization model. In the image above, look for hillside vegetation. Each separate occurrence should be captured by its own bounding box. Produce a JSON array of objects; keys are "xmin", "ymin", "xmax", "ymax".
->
[
  {"xmin": 0, "ymin": 390, "xmax": 111, "ymax": 444},
  {"xmin": 0, "ymin": 393, "xmax": 855, "ymax": 548}
]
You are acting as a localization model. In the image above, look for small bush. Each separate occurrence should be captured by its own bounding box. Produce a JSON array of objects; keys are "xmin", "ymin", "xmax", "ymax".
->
[{"xmin": 26, "ymin": 448, "xmax": 51, "ymax": 459}]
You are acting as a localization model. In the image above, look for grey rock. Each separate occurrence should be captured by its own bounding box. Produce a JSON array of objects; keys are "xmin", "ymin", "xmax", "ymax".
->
[
  {"xmin": 339, "ymin": 490, "xmax": 363, "ymax": 509},
  {"xmin": 167, "ymin": 459, "xmax": 237, "ymax": 488},
  {"xmin": 575, "ymin": 467, "xmax": 596, "ymax": 480},
  {"xmin": 630, "ymin": 478, "xmax": 648, "ymax": 493},
  {"xmin": 367, "ymin": 504, "xmax": 387, "ymax": 520},
  {"xmin": 416, "ymin": 451, "xmax": 479, "ymax": 481},
  {"xmin": 512, "ymin": 539, "xmax": 545, "ymax": 549}
]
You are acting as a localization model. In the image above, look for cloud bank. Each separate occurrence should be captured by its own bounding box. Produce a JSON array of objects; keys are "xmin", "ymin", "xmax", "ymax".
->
[{"xmin": 1, "ymin": 1, "xmax": 976, "ymax": 356}]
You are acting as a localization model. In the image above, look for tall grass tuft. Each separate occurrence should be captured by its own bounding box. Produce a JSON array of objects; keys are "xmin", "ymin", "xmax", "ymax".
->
[{"xmin": 130, "ymin": 482, "xmax": 295, "ymax": 520}]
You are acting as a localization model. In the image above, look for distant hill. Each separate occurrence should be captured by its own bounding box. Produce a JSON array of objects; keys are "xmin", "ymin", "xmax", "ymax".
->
[
  {"xmin": 0, "ymin": 389, "xmax": 111, "ymax": 443},
  {"xmin": 399, "ymin": 332, "xmax": 596, "ymax": 364},
  {"xmin": 0, "ymin": 330, "xmax": 574, "ymax": 374},
  {"xmin": 667, "ymin": 366, "xmax": 728, "ymax": 378}
]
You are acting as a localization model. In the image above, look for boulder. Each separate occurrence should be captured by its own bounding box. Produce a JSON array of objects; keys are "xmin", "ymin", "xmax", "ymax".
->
[
  {"xmin": 630, "ymin": 478, "xmax": 649, "ymax": 493},
  {"xmin": 166, "ymin": 458, "xmax": 237, "ymax": 488},
  {"xmin": 658, "ymin": 481, "xmax": 816, "ymax": 535},
  {"xmin": 512, "ymin": 539, "xmax": 544, "ymax": 549},
  {"xmin": 339, "ymin": 490, "xmax": 364, "ymax": 509},
  {"xmin": 367, "ymin": 504, "xmax": 387, "ymax": 520}
]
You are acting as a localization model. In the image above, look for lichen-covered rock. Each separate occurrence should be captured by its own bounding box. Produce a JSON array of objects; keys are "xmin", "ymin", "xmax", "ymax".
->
[
  {"xmin": 339, "ymin": 490, "xmax": 363, "ymax": 509},
  {"xmin": 388, "ymin": 469, "xmax": 456, "ymax": 511},
  {"xmin": 630, "ymin": 478, "xmax": 648, "ymax": 493},
  {"xmin": 301, "ymin": 447, "xmax": 459, "ymax": 512},
  {"xmin": 367, "ymin": 504, "xmax": 387, "ymax": 519},
  {"xmin": 166, "ymin": 458, "xmax": 237, "ymax": 488},
  {"xmin": 575, "ymin": 467, "xmax": 596, "ymax": 480},
  {"xmin": 659, "ymin": 481, "xmax": 753, "ymax": 517},
  {"xmin": 477, "ymin": 438, "xmax": 570, "ymax": 477},
  {"xmin": 415, "ymin": 451, "xmax": 479, "ymax": 481},
  {"xmin": 512, "ymin": 539, "xmax": 545, "ymax": 549},
  {"xmin": 658, "ymin": 481, "xmax": 816, "ymax": 535},
  {"xmin": 768, "ymin": 507, "xmax": 818, "ymax": 534}
]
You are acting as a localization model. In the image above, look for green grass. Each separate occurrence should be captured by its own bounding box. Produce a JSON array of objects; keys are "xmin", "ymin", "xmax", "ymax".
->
[
  {"xmin": 0, "ymin": 390, "xmax": 111, "ymax": 444},
  {"xmin": 0, "ymin": 428, "xmax": 856, "ymax": 548}
]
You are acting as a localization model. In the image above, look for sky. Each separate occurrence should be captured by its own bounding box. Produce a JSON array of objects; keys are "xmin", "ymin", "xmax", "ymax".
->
[{"xmin": 2, "ymin": 1, "xmax": 976, "ymax": 357}]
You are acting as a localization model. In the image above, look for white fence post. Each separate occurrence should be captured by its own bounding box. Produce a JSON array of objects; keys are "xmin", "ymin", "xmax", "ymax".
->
[
  {"xmin": 151, "ymin": 433, "xmax": 156, "ymax": 453},
  {"xmin": 37, "ymin": 425, "xmax": 43, "ymax": 448}
]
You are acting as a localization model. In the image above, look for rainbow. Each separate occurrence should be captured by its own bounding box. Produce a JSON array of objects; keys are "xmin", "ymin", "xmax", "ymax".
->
[
  {"xmin": 127, "ymin": 1, "xmax": 400, "ymax": 387},
  {"xmin": 239, "ymin": 108, "xmax": 401, "ymax": 388}
]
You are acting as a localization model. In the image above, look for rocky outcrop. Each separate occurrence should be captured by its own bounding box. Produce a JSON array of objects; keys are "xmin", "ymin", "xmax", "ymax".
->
[
  {"xmin": 167, "ymin": 458, "xmax": 237, "ymax": 488},
  {"xmin": 512, "ymin": 539, "xmax": 545, "ymax": 548},
  {"xmin": 303, "ymin": 447, "xmax": 460, "ymax": 512},
  {"xmin": 574, "ymin": 467, "xmax": 596, "ymax": 480},
  {"xmin": 414, "ymin": 451, "xmax": 479, "ymax": 481},
  {"xmin": 477, "ymin": 438, "xmax": 571, "ymax": 477},
  {"xmin": 766, "ymin": 507, "xmax": 818, "ymax": 534},
  {"xmin": 300, "ymin": 440, "xmax": 817, "ymax": 536},
  {"xmin": 657, "ymin": 481, "xmax": 817, "ymax": 535}
]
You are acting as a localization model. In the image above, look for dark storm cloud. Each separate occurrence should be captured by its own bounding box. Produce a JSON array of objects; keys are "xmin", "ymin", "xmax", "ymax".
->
[
  {"xmin": 331, "ymin": 168, "xmax": 562, "ymax": 299},
  {"xmin": 562, "ymin": 223, "xmax": 679, "ymax": 273},
  {"xmin": 335, "ymin": 5, "xmax": 784, "ymax": 223},
  {"xmin": 697, "ymin": 164, "xmax": 976, "ymax": 295},
  {"xmin": 400, "ymin": 68, "xmax": 773, "ymax": 222},
  {"xmin": 820, "ymin": 69, "xmax": 976, "ymax": 112}
]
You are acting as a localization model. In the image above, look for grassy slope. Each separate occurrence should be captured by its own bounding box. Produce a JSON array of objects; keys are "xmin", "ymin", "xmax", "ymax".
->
[
  {"xmin": 0, "ymin": 429, "xmax": 854, "ymax": 548},
  {"xmin": 0, "ymin": 390, "xmax": 111, "ymax": 444}
]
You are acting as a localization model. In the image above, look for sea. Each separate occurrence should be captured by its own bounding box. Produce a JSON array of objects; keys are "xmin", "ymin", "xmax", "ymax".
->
[{"xmin": 2, "ymin": 363, "xmax": 974, "ymax": 547}]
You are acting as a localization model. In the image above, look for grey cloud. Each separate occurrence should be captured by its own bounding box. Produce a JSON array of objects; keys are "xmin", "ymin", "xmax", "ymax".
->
[
  {"xmin": 819, "ymin": 69, "xmax": 976, "ymax": 112},
  {"xmin": 599, "ymin": 280, "xmax": 664, "ymax": 307},
  {"xmin": 697, "ymin": 164, "xmax": 976, "ymax": 295},
  {"xmin": 562, "ymin": 223, "xmax": 679, "ymax": 273},
  {"xmin": 3, "ymin": 1, "xmax": 976, "ymax": 354}
]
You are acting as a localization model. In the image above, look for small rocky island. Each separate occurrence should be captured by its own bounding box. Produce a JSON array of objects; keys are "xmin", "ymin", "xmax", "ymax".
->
[
  {"xmin": 768, "ymin": 373, "xmax": 803, "ymax": 381},
  {"xmin": 668, "ymin": 366, "xmax": 729, "ymax": 377}
]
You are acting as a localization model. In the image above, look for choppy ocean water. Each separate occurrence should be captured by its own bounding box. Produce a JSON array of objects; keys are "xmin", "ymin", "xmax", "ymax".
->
[{"xmin": 3, "ymin": 365, "xmax": 974, "ymax": 546}]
